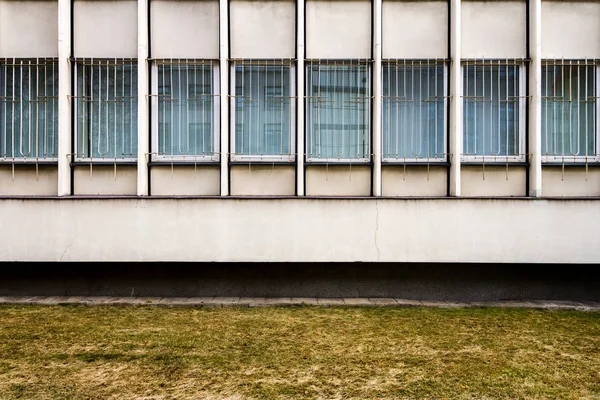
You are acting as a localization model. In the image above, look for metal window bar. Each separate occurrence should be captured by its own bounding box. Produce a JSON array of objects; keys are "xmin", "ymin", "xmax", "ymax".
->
[
  {"xmin": 0, "ymin": 58, "xmax": 59, "ymax": 162},
  {"xmin": 462, "ymin": 59, "xmax": 527, "ymax": 162},
  {"xmin": 153, "ymin": 59, "xmax": 218, "ymax": 162},
  {"xmin": 230, "ymin": 59, "xmax": 295, "ymax": 161},
  {"xmin": 305, "ymin": 59, "xmax": 372, "ymax": 162},
  {"xmin": 382, "ymin": 59, "xmax": 448, "ymax": 163},
  {"xmin": 541, "ymin": 59, "xmax": 599, "ymax": 163},
  {"xmin": 74, "ymin": 58, "xmax": 138, "ymax": 162}
]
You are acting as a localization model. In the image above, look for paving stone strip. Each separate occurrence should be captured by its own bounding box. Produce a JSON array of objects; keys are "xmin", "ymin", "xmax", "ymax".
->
[{"xmin": 0, "ymin": 296, "xmax": 598, "ymax": 311}]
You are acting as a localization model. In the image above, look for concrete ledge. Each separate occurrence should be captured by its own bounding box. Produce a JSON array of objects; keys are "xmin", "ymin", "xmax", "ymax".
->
[{"xmin": 0, "ymin": 296, "xmax": 598, "ymax": 311}]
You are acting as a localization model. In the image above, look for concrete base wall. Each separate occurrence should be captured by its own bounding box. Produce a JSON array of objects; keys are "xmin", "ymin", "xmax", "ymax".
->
[{"xmin": 1, "ymin": 263, "xmax": 598, "ymax": 302}]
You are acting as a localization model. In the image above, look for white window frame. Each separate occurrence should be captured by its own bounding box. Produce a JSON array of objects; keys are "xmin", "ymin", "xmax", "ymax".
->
[
  {"xmin": 151, "ymin": 60, "xmax": 220, "ymax": 163},
  {"xmin": 73, "ymin": 58, "xmax": 138, "ymax": 163},
  {"xmin": 0, "ymin": 58, "xmax": 59, "ymax": 162},
  {"xmin": 381, "ymin": 59, "xmax": 448, "ymax": 163},
  {"xmin": 461, "ymin": 60, "xmax": 527, "ymax": 163},
  {"xmin": 229, "ymin": 59, "xmax": 296, "ymax": 163},
  {"xmin": 541, "ymin": 60, "xmax": 600, "ymax": 164},
  {"xmin": 305, "ymin": 59, "xmax": 372, "ymax": 164}
]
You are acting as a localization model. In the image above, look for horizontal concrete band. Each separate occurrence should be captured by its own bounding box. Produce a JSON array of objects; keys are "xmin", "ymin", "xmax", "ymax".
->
[
  {"xmin": 1, "ymin": 198, "xmax": 600, "ymax": 263},
  {"xmin": 1, "ymin": 296, "xmax": 599, "ymax": 312}
]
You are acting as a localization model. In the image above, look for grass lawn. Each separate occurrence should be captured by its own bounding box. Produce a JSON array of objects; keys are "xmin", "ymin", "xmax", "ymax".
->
[{"xmin": 0, "ymin": 304, "xmax": 598, "ymax": 400}]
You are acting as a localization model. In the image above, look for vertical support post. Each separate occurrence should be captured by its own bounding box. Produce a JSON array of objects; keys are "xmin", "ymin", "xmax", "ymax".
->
[
  {"xmin": 449, "ymin": 0, "xmax": 462, "ymax": 196},
  {"xmin": 296, "ymin": 0, "xmax": 305, "ymax": 196},
  {"xmin": 372, "ymin": 0, "xmax": 382, "ymax": 197},
  {"xmin": 57, "ymin": 0, "xmax": 72, "ymax": 196},
  {"xmin": 219, "ymin": 0, "xmax": 229, "ymax": 196},
  {"xmin": 137, "ymin": 0, "xmax": 149, "ymax": 196},
  {"xmin": 528, "ymin": 0, "xmax": 542, "ymax": 197}
]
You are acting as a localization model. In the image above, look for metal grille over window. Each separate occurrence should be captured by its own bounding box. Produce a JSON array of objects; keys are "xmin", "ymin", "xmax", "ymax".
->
[
  {"xmin": 382, "ymin": 59, "xmax": 447, "ymax": 162},
  {"xmin": 231, "ymin": 59, "xmax": 295, "ymax": 162},
  {"xmin": 306, "ymin": 59, "xmax": 371, "ymax": 162},
  {"xmin": 462, "ymin": 59, "xmax": 526, "ymax": 162},
  {"xmin": 75, "ymin": 58, "xmax": 138, "ymax": 161},
  {"xmin": 542, "ymin": 59, "xmax": 599, "ymax": 163},
  {"xmin": 154, "ymin": 59, "xmax": 219, "ymax": 162},
  {"xmin": 0, "ymin": 58, "xmax": 58, "ymax": 161}
]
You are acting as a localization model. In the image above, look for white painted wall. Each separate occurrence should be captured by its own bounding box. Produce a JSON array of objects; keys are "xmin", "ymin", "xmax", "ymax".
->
[
  {"xmin": 382, "ymin": 0, "xmax": 448, "ymax": 59},
  {"xmin": 73, "ymin": 165, "xmax": 137, "ymax": 195},
  {"xmin": 230, "ymin": 0, "xmax": 295, "ymax": 59},
  {"xmin": 73, "ymin": 0, "xmax": 137, "ymax": 58},
  {"xmin": 542, "ymin": 168, "xmax": 600, "ymax": 197},
  {"xmin": 150, "ymin": 0, "xmax": 219, "ymax": 59},
  {"xmin": 305, "ymin": 165, "xmax": 371, "ymax": 196},
  {"xmin": 306, "ymin": 0, "xmax": 372, "ymax": 59},
  {"xmin": 462, "ymin": 0, "xmax": 527, "ymax": 59},
  {"xmin": 382, "ymin": 166, "xmax": 447, "ymax": 196},
  {"xmin": 230, "ymin": 165, "xmax": 296, "ymax": 196},
  {"xmin": 541, "ymin": 0, "xmax": 600, "ymax": 58},
  {"xmin": 461, "ymin": 166, "xmax": 526, "ymax": 196},
  {"xmin": 0, "ymin": 0, "xmax": 58, "ymax": 57},
  {"xmin": 1, "ymin": 198, "xmax": 599, "ymax": 262},
  {"xmin": 0, "ymin": 166, "xmax": 58, "ymax": 196},
  {"xmin": 150, "ymin": 166, "xmax": 220, "ymax": 196}
]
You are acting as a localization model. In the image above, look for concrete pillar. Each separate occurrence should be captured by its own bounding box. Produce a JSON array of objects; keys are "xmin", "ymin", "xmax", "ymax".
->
[
  {"xmin": 137, "ymin": 0, "xmax": 149, "ymax": 196},
  {"xmin": 372, "ymin": 0, "xmax": 382, "ymax": 197},
  {"xmin": 528, "ymin": 0, "xmax": 542, "ymax": 197},
  {"xmin": 57, "ymin": 0, "xmax": 72, "ymax": 196},
  {"xmin": 219, "ymin": 0, "xmax": 229, "ymax": 196},
  {"xmin": 296, "ymin": 0, "xmax": 305, "ymax": 196},
  {"xmin": 449, "ymin": 0, "xmax": 462, "ymax": 196}
]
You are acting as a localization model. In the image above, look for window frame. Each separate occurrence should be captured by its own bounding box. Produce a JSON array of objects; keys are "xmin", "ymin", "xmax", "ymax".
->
[
  {"xmin": 541, "ymin": 59, "xmax": 600, "ymax": 164},
  {"xmin": 0, "ymin": 57, "xmax": 59, "ymax": 162},
  {"xmin": 460, "ymin": 59, "xmax": 527, "ymax": 163},
  {"xmin": 229, "ymin": 59, "xmax": 296, "ymax": 163},
  {"xmin": 150, "ymin": 59, "xmax": 221, "ymax": 163},
  {"xmin": 73, "ymin": 58, "xmax": 138, "ymax": 163},
  {"xmin": 305, "ymin": 59, "xmax": 372, "ymax": 164},
  {"xmin": 381, "ymin": 59, "xmax": 448, "ymax": 163}
]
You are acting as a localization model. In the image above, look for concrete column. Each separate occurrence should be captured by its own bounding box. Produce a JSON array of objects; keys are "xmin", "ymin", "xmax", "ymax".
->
[
  {"xmin": 296, "ymin": 0, "xmax": 305, "ymax": 196},
  {"xmin": 372, "ymin": 0, "xmax": 382, "ymax": 197},
  {"xmin": 449, "ymin": 0, "xmax": 462, "ymax": 196},
  {"xmin": 57, "ymin": 0, "xmax": 72, "ymax": 196},
  {"xmin": 137, "ymin": 0, "xmax": 149, "ymax": 196},
  {"xmin": 219, "ymin": 0, "xmax": 229, "ymax": 196},
  {"xmin": 528, "ymin": 0, "xmax": 542, "ymax": 197}
]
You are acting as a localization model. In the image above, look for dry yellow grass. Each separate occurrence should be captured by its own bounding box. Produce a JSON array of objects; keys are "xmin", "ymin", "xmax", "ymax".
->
[{"xmin": 0, "ymin": 304, "xmax": 598, "ymax": 399}]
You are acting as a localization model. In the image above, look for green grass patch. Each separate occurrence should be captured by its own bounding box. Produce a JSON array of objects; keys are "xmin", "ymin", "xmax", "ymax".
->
[{"xmin": 0, "ymin": 305, "xmax": 598, "ymax": 399}]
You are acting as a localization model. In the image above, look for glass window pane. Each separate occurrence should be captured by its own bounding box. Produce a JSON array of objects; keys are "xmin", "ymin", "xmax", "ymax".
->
[
  {"xmin": 0, "ymin": 59, "xmax": 59, "ymax": 160},
  {"xmin": 382, "ymin": 61, "xmax": 445, "ymax": 160},
  {"xmin": 76, "ymin": 60, "xmax": 138, "ymax": 160},
  {"xmin": 234, "ymin": 62, "xmax": 292, "ymax": 158},
  {"xmin": 542, "ymin": 63, "xmax": 596, "ymax": 159},
  {"xmin": 306, "ymin": 62, "xmax": 371, "ymax": 161},
  {"xmin": 157, "ymin": 62, "xmax": 215, "ymax": 158},
  {"xmin": 462, "ymin": 63, "xmax": 520, "ymax": 157}
]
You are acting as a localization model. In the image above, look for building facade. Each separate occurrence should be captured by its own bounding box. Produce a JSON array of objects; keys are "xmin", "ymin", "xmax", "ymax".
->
[{"xmin": 0, "ymin": 0, "xmax": 599, "ymax": 263}]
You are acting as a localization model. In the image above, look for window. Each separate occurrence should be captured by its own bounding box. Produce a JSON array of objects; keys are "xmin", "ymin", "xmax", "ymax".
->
[
  {"xmin": 306, "ymin": 60, "xmax": 371, "ymax": 162},
  {"xmin": 542, "ymin": 60, "xmax": 599, "ymax": 162},
  {"xmin": 382, "ymin": 60, "xmax": 447, "ymax": 162},
  {"xmin": 75, "ymin": 59, "xmax": 137, "ymax": 161},
  {"xmin": 0, "ymin": 58, "xmax": 58, "ymax": 161},
  {"xmin": 462, "ymin": 60, "xmax": 526, "ymax": 161},
  {"xmin": 152, "ymin": 59, "xmax": 219, "ymax": 162},
  {"xmin": 230, "ymin": 60, "xmax": 295, "ymax": 162}
]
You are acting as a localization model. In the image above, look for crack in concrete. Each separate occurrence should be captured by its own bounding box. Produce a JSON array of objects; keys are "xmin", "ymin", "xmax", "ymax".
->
[{"xmin": 60, "ymin": 244, "xmax": 72, "ymax": 261}]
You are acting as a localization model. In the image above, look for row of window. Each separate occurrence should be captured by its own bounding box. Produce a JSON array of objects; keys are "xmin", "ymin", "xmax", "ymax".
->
[{"xmin": 1, "ymin": 58, "xmax": 598, "ymax": 163}]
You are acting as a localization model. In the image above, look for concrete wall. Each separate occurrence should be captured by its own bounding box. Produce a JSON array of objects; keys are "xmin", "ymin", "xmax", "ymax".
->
[
  {"xmin": 0, "ymin": 165, "xmax": 58, "ymax": 196},
  {"xmin": 0, "ymin": 198, "xmax": 599, "ymax": 263},
  {"xmin": 73, "ymin": 165, "xmax": 137, "ymax": 195},
  {"xmin": 382, "ymin": 166, "xmax": 447, "ymax": 197},
  {"xmin": 0, "ymin": 0, "xmax": 58, "ymax": 58},
  {"xmin": 150, "ymin": 165, "xmax": 220, "ymax": 196},
  {"xmin": 230, "ymin": 165, "xmax": 296, "ymax": 196},
  {"xmin": 150, "ymin": 0, "xmax": 219, "ymax": 59},
  {"xmin": 461, "ymin": 166, "xmax": 527, "ymax": 197}
]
